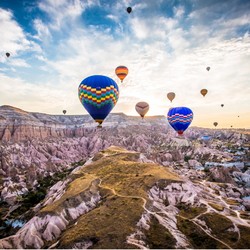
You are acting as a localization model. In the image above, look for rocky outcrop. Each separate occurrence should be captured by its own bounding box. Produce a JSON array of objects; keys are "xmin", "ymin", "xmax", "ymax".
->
[
  {"xmin": 0, "ymin": 146, "xmax": 250, "ymax": 249},
  {"xmin": 0, "ymin": 179, "xmax": 101, "ymax": 249}
]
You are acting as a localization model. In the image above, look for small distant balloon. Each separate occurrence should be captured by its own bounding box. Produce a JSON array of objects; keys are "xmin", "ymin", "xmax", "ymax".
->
[
  {"xmin": 206, "ymin": 66, "xmax": 210, "ymax": 71},
  {"xmin": 63, "ymin": 110, "xmax": 66, "ymax": 115},
  {"xmin": 200, "ymin": 89, "xmax": 208, "ymax": 97},
  {"xmin": 6, "ymin": 52, "xmax": 10, "ymax": 57},
  {"xmin": 127, "ymin": 7, "xmax": 132, "ymax": 13},
  {"xmin": 238, "ymin": 115, "xmax": 240, "ymax": 118},
  {"xmin": 221, "ymin": 104, "xmax": 224, "ymax": 107},
  {"xmin": 167, "ymin": 107, "xmax": 193, "ymax": 135},
  {"xmin": 213, "ymin": 122, "xmax": 218, "ymax": 127},
  {"xmin": 135, "ymin": 102, "xmax": 149, "ymax": 118},
  {"xmin": 115, "ymin": 66, "xmax": 128, "ymax": 82},
  {"xmin": 167, "ymin": 92, "xmax": 175, "ymax": 102},
  {"xmin": 230, "ymin": 125, "xmax": 233, "ymax": 128}
]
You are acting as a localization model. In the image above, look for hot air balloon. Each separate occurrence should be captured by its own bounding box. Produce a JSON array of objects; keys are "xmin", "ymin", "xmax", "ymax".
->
[
  {"xmin": 167, "ymin": 107, "xmax": 193, "ymax": 135},
  {"xmin": 63, "ymin": 110, "xmax": 66, "ymax": 115},
  {"xmin": 167, "ymin": 92, "xmax": 175, "ymax": 102},
  {"xmin": 115, "ymin": 66, "xmax": 128, "ymax": 82},
  {"xmin": 6, "ymin": 52, "xmax": 10, "ymax": 57},
  {"xmin": 221, "ymin": 104, "xmax": 224, "ymax": 107},
  {"xmin": 127, "ymin": 7, "xmax": 132, "ymax": 13},
  {"xmin": 230, "ymin": 125, "xmax": 233, "ymax": 128},
  {"xmin": 238, "ymin": 116, "xmax": 240, "ymax": 118},
  {"xmin": 213, "ymin": 122, "xmax": 218, "ymax": 127},
  {"xmin": 206, "ymin": 67, "xmax": 210, "ymax": 71},
  {"xmin": 78, "ymin": 75, "xmax": 119, "ymax": 127},
  {"xmin": 135, "ymin": 102, "xmax": 149, "ymax": 118},
  {"xmin": 200, "ymin": 89, "xmax": 208, "ymax": 97}
]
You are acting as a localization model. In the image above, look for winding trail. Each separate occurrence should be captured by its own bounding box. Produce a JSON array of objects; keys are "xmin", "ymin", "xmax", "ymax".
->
[
  {"xmin": 178, "ymin": 214, "xmax": 232, "ymax": 249},
  {"xmin": 98, "ymin": 178, "xmax": 234, "ymax": 249},
  {"xmin": 98, "ymin": 179, "xmax": 153, "ymax": 215}
]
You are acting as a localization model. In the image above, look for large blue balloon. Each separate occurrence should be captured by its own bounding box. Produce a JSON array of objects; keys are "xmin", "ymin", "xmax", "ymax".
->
[
  {"xmin": 167, "ymin": 107, "xmax": 193, "ymax": 135},
  {"xmin": 78, "ymin": 75, "xmax": 119, "ymax": 126}
]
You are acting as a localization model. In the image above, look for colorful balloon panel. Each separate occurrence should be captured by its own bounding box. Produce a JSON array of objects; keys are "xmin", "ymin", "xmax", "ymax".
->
[
  {"xmin": 167, "ymin": 107, "xmax": 193, "ymax": 135},
  {"xmin": 115, "ymin": 66, "xmax": 128, "ymax": 82},
  {"xmin": 78, "ymin": 75, "xmax": 119, "ymax": 125}
]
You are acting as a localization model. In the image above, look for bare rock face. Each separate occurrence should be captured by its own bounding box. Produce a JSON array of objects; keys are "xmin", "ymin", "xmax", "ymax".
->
[
  {"xmin": 188, "ymin": 159, "xmax": 202, "ymax": 168},
  {"xmin": 0, "ymin": 179, "xmax": 101, "ymax": 249},
  {"xmin": 208, "ymin": 166, "xmax": 238, "ymax": 184}
]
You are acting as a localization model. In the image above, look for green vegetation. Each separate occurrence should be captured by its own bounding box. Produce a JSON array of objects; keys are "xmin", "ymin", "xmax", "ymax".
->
[
  {"xmin": 41, "ymin": 173, "xmax": 97, "ymax": 213},
  {"xmin": 177, "ymin": 204, "xmax": 207, "ymax": 219},
  {"xmin": 50, "ymin": 146, "xmax": 181, "ymax": 248},
  {"xmin": 237, "ymin": 225, "xmax": 250, "ymax": 248},
  {"xmin": 177, "ymin": 217, "xmax": 226, "ymax": 249},
  {"xmin": 225, "ymin": 199, "xmax": 241, "ymax": 206},
  {"xmin": 239, "ymin": 211, "xmax": 250, "ymax": 220},
  {"xmin": 184, "ymin": 155, "xmax": 191, "ymax": 162},
  {"xmin": 59, "ymin": 194, "xmax": 144, "ymax": 249},
  {"xmin": 208, "ymin": 202, "xmax": 224, "ymax": 211},
  {"xmin": 200, "ymin": 213, "xmax": 237, "ymax": 246},
  {"xmin": 145, "ymin": 216, "xmax": 176, "ymax": 249},
  {"xmin": 10, "ymin": 169, "xmax": 72, "ymax": 218},
  {"xmin": 81, "ymin": 147, "xmax": 180, "ymax": 200},
  {"xmin": 71, "ymin": 159, "xmax": 86, "ymax": 167}
]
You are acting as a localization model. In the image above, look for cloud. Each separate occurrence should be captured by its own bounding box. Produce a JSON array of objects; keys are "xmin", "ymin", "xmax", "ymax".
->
[
  {"xmin": 0, "ymin": 8, "xmax": 38, "ymax": 60},
  {"xmin": 33, "ymin": 19, "xmax": 51, "ymax": 41},
  {"xmin": 37, "ymin": 0, "xmax": 84, "ymax": 30},
  {"xmin": 7, "ymin": 58, "xmax": 30, "ymax": 68}
]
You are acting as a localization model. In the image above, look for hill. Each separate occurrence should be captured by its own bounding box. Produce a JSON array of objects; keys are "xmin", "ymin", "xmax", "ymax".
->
[{"xmin": 0, "ymin": 146, "xmax": 250, "ymax": 249}]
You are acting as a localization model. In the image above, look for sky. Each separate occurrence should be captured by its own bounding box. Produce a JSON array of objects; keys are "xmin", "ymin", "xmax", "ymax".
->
[{"xmin": 0, "ymin": 0, "xmax": 250, "ymax": 129}]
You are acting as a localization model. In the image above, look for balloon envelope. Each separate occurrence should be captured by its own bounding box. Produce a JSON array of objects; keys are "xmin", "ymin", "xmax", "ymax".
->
[
  {"xmin": 78, "ymin": 75, "xmax": 119, "ymax": 125},
  {"xmin": 135, "ymin": 102, "xmax": 149, "ymax": 118},
  {"xmin": 200, "ymin": 89, "xmax": 208, "ymax": 97},
  {"xmin": 206, "ymin": 66, "xmax": 210, "ymax": 71},
  {"xmin": 127, "ymin": 7, "xmax": 132, "ymax": 13},
  {"xmin": 63, "ymin": 110, "xmax": 66, "ymax": 114},
  {"xmin": 167, "ymin": 92, "xmax": 175, "ymax": 102},
  {"xmin": 221, "ymin": 104, "xmax": 224, "ymax": 107},
  {"xmin": 213, "ymin": 122, "xmax": 218, "ymax": 127},
  {"xmin": 115, "ymin": 66, "xmax": 128, "ymax": 82},
  {"xmin": 167, "ymin": 107, "xmax": 193, "ymax": 135},
  {"xmin": 6, "ymin": 52, "xmax": 10, "ymax": 57}
]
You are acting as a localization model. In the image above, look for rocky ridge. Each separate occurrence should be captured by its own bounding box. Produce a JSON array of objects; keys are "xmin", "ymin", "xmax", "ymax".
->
[
  {"xmin": 0, "ymin": 146, "xmax": 249, "ymax": 249},
  {"xmin": 0, "ymin": 106, "xmax": 250, "ymax": 248}
]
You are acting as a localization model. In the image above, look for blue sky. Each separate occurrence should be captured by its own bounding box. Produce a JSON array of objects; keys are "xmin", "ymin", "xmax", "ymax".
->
[{"xmin": 0, "ymin": 0, "xmax": 250, "ymax": 128}]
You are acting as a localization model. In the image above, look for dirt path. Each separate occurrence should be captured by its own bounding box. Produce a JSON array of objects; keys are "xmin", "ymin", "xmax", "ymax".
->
[
  {"xmin": 178, "ymin": 214, "xmax": 232, "ymax": 249},
  {"xmin": 98, "ymin": 179, "xmax": 153, "ymax": 214}
]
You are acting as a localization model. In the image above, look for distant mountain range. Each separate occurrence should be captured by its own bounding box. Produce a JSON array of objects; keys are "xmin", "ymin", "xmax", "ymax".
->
[{"xmin": 0, "ymin": 105, "xmax": 167, "ymax": 142}]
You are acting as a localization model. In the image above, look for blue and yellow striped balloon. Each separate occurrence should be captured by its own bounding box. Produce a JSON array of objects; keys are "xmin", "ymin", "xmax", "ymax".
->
[
  {"xmin": 167, "ymin": 107, "xmax": 193, "ymax": 135},
  {"xmin": 78, "ymin": 75, "xmax": 119, "ymax": 126}
]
